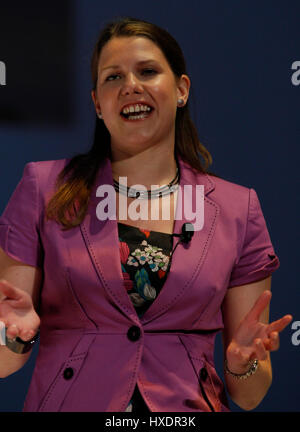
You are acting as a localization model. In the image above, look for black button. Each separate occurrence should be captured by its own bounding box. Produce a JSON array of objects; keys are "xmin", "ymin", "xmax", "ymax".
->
[
  {"xmin": 63, "ymin": 367, "xmax": 74, "ymax": 380},
  {"xmin": 199, "ymin": 367, "xmax": 208, "ymax": 381},
  {"xmin": 127, "ymin": 326, "xmax": 141, "ymax": 341}
]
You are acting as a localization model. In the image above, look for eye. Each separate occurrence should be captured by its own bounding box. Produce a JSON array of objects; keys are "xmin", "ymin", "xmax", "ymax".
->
[
  {"xmin": 106, "ymin": 74, "xmax": 121, "ymax": 81},
  {"xmin": 141, "ymin": 68, "xmax": 157, "ymax": 76}
]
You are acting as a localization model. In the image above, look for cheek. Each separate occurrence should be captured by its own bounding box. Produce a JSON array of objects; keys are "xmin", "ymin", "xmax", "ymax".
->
[
  {"xmin": 151, "ymin": 80, "xmax": 177, "ymax": 108},
  {"xmin": 98, "ymin": 87, "xmax": 116, "ymax": 113}
]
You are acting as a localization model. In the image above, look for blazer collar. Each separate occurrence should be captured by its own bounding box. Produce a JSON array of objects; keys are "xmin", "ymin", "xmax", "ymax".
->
[{"xmin": 80, "ymin": 154, "xmax": 218, "ymax": 325}]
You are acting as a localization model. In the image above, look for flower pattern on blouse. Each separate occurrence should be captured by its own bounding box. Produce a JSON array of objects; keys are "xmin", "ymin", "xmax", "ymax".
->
[{"xmin": 118, "ymin": 224, "xmax": 172, "ymax": 316}]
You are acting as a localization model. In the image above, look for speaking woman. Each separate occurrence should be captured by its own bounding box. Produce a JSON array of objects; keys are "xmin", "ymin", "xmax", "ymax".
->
[{"xmin": 0, "ymin": 17, "xmax": 292, "ymax": 412}]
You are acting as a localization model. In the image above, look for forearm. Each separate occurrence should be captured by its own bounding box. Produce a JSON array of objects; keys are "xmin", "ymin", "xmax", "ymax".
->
[{"xmin": 224, "ymin": 355, "xmax": 272, "ymax": 411}]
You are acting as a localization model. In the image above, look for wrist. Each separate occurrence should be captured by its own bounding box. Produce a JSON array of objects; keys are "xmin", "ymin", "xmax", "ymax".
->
[
  {"xmin": 5, "ymin": 329, "xmax": 40, "ymax": 354},
  {"xmin": 225, "ymin": 359, "xmax": 251, "ymax": 375},
  {"xmin": 224, "ymin": 358, "xmax": 259, "ymax": 380}
]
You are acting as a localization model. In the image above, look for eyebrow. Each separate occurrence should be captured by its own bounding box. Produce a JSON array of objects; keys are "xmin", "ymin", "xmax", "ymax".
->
[{"xmin": 101, "ymin": 59, "xmax": 159, "ymax": 73}]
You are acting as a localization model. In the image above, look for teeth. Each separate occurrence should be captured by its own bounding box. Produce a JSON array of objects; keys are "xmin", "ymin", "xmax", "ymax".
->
[
  {"xmin": 122, "ymin": 104, "xmax": 152, "ymax": 115},
  {"xmin": 127, "ymin": 112, "xmax": 148, "ymax": 120}
]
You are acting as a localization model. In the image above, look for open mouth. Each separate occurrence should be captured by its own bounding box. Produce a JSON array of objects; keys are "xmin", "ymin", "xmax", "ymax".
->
[{"xmin": 120, "ymin": 104, "xmax": 154, "ymax": 121}]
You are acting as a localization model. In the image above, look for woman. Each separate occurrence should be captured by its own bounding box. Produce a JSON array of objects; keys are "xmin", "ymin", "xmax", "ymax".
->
[{"xmin": 0, "ymin": 17, "xmax": 292, "ymax": 412}]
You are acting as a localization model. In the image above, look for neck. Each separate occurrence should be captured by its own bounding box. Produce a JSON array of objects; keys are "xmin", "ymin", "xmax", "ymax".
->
[{"xmin": 110, "ymin": 145, "xmax": 178, "ymax": 190}]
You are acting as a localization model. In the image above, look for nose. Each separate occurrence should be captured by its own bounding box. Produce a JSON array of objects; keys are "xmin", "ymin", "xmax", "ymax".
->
[{"xmin": 120, "ymin": 72, "xmax": 143, "ymax": 96}]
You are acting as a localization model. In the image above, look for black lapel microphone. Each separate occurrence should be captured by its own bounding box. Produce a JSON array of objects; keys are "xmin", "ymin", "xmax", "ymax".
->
[
  {"xmin": 164, "ymin": 223, "xmax": 194, "ymax": 279},
  {"xmin": 172, "ymin": 222, "xmax": 194, "ymax": 245}
]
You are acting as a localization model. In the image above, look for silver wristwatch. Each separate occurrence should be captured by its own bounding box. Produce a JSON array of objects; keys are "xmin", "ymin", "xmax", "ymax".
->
[{"xmin": 5, "ymin": 330, "xmax": 40, "ymax": 354}]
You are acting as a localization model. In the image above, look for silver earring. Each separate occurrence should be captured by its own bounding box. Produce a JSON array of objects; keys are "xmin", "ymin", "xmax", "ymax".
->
[
  {"xmin": 98, "ymin": 113, "xmax": 103, "ymax": 119},
  {"xmin": 177, "ymin": 98, "xmax": 184, "ymax": 106}
]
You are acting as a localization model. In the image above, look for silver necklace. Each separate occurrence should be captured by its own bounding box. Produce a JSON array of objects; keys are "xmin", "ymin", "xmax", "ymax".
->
[{"xmin": 113, "ymin": 166, "xmax": 180, "ymax": 200}]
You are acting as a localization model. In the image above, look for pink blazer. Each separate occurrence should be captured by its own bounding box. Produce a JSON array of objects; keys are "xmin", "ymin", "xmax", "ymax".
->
[{"xmin": 0, "ymin": 155, "xmax": 279, "ymax": 412}]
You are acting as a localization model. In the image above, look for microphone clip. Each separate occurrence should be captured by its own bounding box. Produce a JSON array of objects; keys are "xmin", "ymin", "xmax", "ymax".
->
[{"xmin": 173, "ymin": 223, "xmax": 194, "ymax": 244}]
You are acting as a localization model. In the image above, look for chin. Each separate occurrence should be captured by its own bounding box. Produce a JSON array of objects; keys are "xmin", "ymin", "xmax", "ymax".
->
[{"xmin": 118, "ymin": 134, "xmax": 156, "ymax": 149}]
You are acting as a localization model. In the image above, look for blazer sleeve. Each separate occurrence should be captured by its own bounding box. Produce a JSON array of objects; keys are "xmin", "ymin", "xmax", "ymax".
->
[
  {"xmin": 228, "ymin": 188, "xmax": 280, "ymax": 288},
  {"xmin": 0, "ymin": 162, "xmax": 43, "ymax": 268}
]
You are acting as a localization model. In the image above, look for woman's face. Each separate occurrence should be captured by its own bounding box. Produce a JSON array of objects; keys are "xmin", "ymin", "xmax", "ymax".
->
[{"xmin": 91, "ymin": 36, "xmax": 190, "ymax": 159}]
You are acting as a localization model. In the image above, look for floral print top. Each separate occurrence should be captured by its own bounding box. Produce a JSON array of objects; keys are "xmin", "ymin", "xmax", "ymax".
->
[{"xmin": 118, "ymin": 222, "xmax": 173, "ymax": 412}]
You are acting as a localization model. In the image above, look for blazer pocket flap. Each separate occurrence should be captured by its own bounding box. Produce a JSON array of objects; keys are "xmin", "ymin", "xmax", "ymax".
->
[{"xmin": 38, "ymin": 334, "xmax": 96, "ymax": 412}]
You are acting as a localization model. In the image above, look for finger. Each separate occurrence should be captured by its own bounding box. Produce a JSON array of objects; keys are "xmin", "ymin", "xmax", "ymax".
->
[
  {"xmin": 6, "ymin": 323, "xmax": 19, "ymax": 340},
  {"xmin": 245, "ymin": 290, "xmax": 272, "ymax": 322},
  {"xmin": 253, "ymin": 338, "xmax": 268, "ymax": 360},
  {"xmin": 268, "ymin": 315, "xmax": 293, "ymax": 333},
  {"xmin": 0, "ymin": 280, "xmax": 21, "ymax": 301},
  {"xmin": 269, "ymin": 332, "xmax": 280, "ymax": 351},
  {"xmin": 262, "ymin": 332, "xmax": 279, "ymax": 351},
  {"xmin": 18, "ymin": 328, "xmax": 37, "ymax": 342}
]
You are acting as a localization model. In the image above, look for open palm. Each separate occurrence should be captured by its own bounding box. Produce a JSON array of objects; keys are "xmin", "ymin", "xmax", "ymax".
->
[
  {"xmin": 0, "ymin": 279, "xmax": 40, "ymax": 341},
  {"xmin": 226, "ymin": 290, "xmax": 293, "ymax": 372}
]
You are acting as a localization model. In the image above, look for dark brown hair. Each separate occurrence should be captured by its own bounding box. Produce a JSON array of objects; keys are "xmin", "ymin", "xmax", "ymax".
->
[{"xmin": 46, "ymin": 17, "xmax": 215, "ymax": 230}]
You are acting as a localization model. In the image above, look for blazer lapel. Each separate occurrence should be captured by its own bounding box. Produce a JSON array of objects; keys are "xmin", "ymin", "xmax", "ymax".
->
[
  {"xmin": 80, "ymin": 158, "xmax": 139, "ymax": 322},
  {"xmin": 80, "ymin": 155, "xmax": 219, "ymax": 324},
  {"xmin": 141, "ymin": 156, "xmax": 219, "ymax": 324}
]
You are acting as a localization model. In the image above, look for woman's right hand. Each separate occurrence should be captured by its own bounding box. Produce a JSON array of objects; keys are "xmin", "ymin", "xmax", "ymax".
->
[{"xmin": 0, "ymin": 279, "xmax": 40, "ymax": 342}]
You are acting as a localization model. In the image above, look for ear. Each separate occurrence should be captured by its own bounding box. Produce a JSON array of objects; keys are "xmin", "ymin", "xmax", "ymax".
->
[
  {"xmin": 176, "ymin": 74, "xmax": 190, "ymax": 105},
  {"xmin": 91, "ymin": 89, "xmax": 101, "ymax": 112}
]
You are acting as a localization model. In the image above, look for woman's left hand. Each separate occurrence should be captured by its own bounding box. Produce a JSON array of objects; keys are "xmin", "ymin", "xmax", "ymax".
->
[{"xmin": 225, "ymin": 290, "xmax": 293, "ymax": 374}]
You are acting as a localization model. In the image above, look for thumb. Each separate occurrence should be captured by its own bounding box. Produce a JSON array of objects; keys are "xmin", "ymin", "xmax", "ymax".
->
[{"xmin": 0, "ymin": 279, "xmax": 22, "ymax": 301}]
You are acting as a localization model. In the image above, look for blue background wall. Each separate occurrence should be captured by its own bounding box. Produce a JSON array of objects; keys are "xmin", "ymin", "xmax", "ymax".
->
[{"xmin": 0, "ymin": 0, "xmax": 299, "ymax": 411}]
